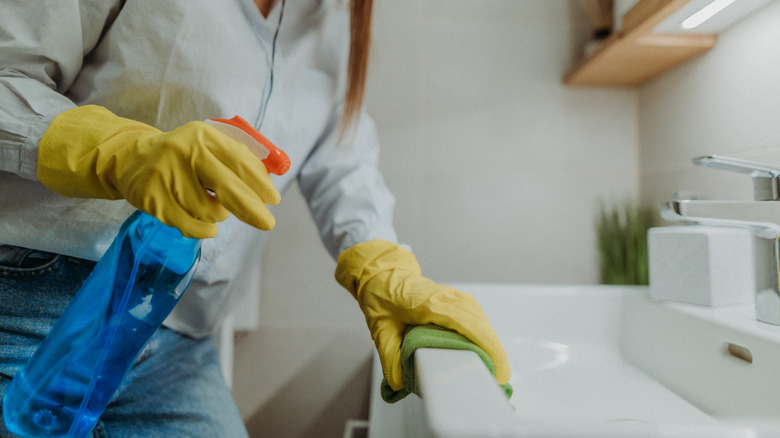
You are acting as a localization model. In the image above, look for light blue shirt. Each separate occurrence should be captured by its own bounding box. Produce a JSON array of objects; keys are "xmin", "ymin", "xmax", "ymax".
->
[{"xmin": 0, "ymin": 0, "xmax": 397, "ymax": 336}]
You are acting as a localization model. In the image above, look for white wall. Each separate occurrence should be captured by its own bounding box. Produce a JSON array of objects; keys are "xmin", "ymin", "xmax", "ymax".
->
[
  {"xmin": 371, "ymin": 0, "xmax": 638, "ymax": 285},
  {"xmin": 233, "ymin": 1, "xmax": 639, "ymax": 437},
  {"xmin": 639, "ymin": 0, "xmax": 780, "ymax": 207}
]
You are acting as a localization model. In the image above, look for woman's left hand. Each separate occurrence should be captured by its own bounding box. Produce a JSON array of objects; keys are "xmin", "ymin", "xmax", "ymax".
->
[{"xmin": 335, "ymin": 239, "xmax": 511, "ymax": 391}]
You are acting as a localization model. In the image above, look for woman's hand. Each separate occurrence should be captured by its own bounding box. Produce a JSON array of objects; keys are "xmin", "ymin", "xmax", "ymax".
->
[
  {"xmin": 335, "ymin": 239, "xmax": 511, "ymax": 391},
  {"xmin": 37, "ymin": 105, "xmax": 280, "ymax": 238}
]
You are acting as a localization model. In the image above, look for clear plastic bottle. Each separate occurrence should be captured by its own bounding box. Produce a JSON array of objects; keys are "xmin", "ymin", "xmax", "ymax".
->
[{"xmin": 2, "ymin": 211, "xmax": 201, "ymax": 437}]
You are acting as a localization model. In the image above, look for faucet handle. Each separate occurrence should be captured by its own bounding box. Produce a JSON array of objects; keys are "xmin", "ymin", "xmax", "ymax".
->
[{"xmin": 694, "ymin": 155, "xmax": 780, "ymax": 200}]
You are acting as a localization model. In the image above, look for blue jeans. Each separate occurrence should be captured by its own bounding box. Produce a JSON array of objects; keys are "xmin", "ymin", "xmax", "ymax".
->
[{"xmin": 0, "ymin": 246, "xmax": 248, "ymax": 437}]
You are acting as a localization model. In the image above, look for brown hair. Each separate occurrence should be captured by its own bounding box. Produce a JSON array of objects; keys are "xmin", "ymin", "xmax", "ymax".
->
[{"xmin": 342, "ymin": 0, "xmax": 373, "ymax": 133}]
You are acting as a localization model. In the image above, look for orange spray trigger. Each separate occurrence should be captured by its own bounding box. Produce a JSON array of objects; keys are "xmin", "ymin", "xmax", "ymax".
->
[{"xmin": 205, "ymin": 116, "xmax": 291, "ymax": 176}]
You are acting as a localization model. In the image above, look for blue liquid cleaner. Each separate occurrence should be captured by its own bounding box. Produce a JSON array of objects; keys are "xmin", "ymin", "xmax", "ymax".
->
[{"xmin": 3, "ymin": 211, "xmax": 200, "ymax": 437}]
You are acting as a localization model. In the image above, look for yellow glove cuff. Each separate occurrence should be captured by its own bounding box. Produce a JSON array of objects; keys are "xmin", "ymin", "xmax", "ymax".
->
[
  {"xmin": 335, "ymin": 239, "xmax": 421, "ymax": 300},
  {"xmin": 38, "ymin": 105, "xmax": 160, "ymax": 199}
]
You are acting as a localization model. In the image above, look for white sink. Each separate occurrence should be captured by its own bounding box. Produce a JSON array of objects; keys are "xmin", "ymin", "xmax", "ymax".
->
[{"xmin": 367, "ymin": 284, "xmax": 780, "ymax": 438}]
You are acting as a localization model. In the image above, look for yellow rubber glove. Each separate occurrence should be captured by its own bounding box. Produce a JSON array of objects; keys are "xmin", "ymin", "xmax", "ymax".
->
[
  {"xmin": 37, "ymin": 105, "xmax": 280, "ymax": 238},
  {"xmin": 335, "ymin": 239, "xmax": 511, "ymax": 391}
]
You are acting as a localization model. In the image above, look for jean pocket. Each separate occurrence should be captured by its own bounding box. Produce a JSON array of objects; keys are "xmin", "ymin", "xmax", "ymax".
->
[{"xmin": 0, "ymin": 244, "xmax": 61, "ymax": 277}]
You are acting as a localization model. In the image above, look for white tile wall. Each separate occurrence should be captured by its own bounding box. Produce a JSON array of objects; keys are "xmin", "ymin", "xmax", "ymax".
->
[{"xmin": 371, "ymin": 0, "xmax": 638, "ymax": 285}]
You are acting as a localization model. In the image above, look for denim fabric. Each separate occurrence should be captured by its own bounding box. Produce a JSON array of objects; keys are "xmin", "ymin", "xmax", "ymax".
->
[{"xmin": 0, "ymin": 246, "xmax": 248, "ymax": 437}]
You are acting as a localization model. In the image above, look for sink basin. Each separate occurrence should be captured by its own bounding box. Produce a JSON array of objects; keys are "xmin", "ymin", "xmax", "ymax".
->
[{"xmin": 367, "ymin": 284, "xmax": 780, "ymax": 438}]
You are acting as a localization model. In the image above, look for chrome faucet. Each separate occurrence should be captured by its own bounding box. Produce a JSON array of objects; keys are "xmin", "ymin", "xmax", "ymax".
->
[{"xmin": 660, "ymin": 155, "xmax": 780, "ymax": 325}]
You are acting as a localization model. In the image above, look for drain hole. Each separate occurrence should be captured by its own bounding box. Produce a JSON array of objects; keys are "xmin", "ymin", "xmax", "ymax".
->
[{"xmin": 725, "ymin": 343, "xmax": 753, "ymax": 364}]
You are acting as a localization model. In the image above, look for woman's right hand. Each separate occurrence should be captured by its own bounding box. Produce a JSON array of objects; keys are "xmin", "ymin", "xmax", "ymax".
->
[{"xmin": 37, "ymin": 105, "xmax": 280, "ymax": 238}]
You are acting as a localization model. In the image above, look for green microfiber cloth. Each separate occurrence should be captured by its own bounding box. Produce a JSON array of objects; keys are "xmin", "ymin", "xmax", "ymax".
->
[{"xmin": 380, "ymin": 324, "xmax": 513, "ymax": 403}]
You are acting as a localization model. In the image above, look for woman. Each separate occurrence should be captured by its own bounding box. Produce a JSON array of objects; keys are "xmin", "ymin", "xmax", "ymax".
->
[{"xmin": 0, "ymin": 0, "xmax": 510, "ymax": 435}]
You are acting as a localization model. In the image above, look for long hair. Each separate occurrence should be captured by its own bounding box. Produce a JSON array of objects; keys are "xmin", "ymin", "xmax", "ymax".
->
[{"xmin": 341, "ymin": 0, "xmax": 373, "ymax": 133}]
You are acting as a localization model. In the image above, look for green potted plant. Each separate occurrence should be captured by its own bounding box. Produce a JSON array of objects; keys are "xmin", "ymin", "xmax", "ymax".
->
[{"xmin": 596, "ymin": 201, "xmax": 655, "ymax": 285}]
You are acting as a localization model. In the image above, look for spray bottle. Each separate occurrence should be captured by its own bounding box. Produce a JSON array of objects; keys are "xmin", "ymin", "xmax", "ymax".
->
[{"xmin": 3, "ymin": 116, "xmax": 290, "ymax": 437}]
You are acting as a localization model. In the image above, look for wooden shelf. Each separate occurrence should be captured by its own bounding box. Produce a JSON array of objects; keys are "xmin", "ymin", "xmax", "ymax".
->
[{"xmin": 565, "ymin": 0, "xmax": 717, "ymax": 87}]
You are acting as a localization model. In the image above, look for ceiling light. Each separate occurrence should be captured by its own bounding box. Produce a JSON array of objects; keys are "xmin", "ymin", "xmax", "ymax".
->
[
  {"xmin": 681, "ymin": 0, "xmax": 737, "ymax": 29},
  {"xmin": 653, "ymin": 0, "xmax": 775, "ymax": 34}
]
